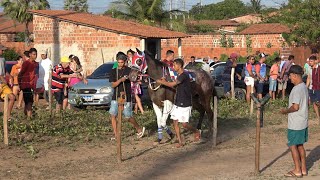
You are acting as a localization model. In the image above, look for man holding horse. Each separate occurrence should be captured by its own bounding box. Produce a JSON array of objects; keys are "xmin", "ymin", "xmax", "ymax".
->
[
  {"xmin": 157, "ymin": 58, "xmax": 201, "ymax": 148},
  {"xmin": 109, "ymin": 52, "xmax": 145, "ymax": 139}
]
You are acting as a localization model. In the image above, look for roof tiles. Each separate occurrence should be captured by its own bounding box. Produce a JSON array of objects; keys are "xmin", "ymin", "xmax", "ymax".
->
[{"xmin": 239, "ymin": 23, "xmax": 290, "ymax": 34}]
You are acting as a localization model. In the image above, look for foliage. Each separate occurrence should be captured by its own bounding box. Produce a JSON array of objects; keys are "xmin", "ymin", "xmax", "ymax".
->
[
  {"xmin": 235, "ymin": 23, "xmax": 250, "ymax": 33},
  {"xmin": 265, "ymin": 0, "xmax": 320, "ymax": 49},
  {"xmin": 265, "ymin": 51, "xmax": 280, "ymax": 66},
  {"xmin": 14, "ymin": 32, "xmax": 31, "ymax": 42},
  {"xmin": 187, "ymin": 24, "xmax": 214, "ymax": 33},
  {"xmin": 2, "ymin": 48, "xmax": 19, "ymax": 61},
  {"xmin": 64, "ymin": 0, "xmax": 89, "ymax": 12},
  {"xmin": 106, "ymin": 0, "xmax": 169, "ymax": 27},
  {"xmin": 227, "ymin": 36, "xmax": 234, "ymax": 48},
  {"xmin": 0, "ymin": 0, "xmax": 50, "ymax": 44},
  {"xmin": 189, "ymin": 0, "xmax": 249, "ymax": 20},
  {"xmin": 220, "ymin": 54, "xmax": 229, "ymax": 61},
  {"xmin": 220, "ymin": 32, "xmax": 227, "ymax": 48},
  {"xmin": 248, "ymin": 0, "xmax": 262, "ymax": 13},
  {"xmin": 246, "ymin": 35, "xmax": 253, "ymax": 54},
  {"xmin": 266, "ymin": 42, "xmax": 272, "ymax": 48}
]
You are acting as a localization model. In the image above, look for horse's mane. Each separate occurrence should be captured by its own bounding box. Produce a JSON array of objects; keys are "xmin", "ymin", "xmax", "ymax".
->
[{"xmin": 144, "ymin": 50, "xmax": 167, "ymax": 67}]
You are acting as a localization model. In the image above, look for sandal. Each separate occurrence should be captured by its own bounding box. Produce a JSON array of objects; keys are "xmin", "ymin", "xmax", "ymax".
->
[
  {"xmin": 194, "ymin": 131, "xmax": 201, "ymax": 142},
  {"xmin": 284, "ymin": 171, "xmax": 302, "ymax": 178},
  {"xmin": 137, "ymin": 127, "xmax": 146, "ymax": 138}
]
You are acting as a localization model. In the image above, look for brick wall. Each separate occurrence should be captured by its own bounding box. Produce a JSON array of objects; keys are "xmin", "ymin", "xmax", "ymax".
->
[
  {"xmin": 33, "ymin": 15, "xmax": 142, "ymax": 74},
  {"xmin": 161, "ymin": 34, "xmax": 285, "ymax": 61},
  {"xmin": 0, "ymin": 34, "xmax": 15, "ymax": 42}
]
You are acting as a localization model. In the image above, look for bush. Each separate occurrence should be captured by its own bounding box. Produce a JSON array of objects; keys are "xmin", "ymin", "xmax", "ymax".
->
[
  {"xmin": 220, "ymin": 54, "xmax": 229, "ymax": 61},
  {"xmin": 265, "ymin": 51, "xmax": 280, "ymax": 66},
  {"xmin": 3, "ymin": 48, "xmax": 19, "ymax": 61}
]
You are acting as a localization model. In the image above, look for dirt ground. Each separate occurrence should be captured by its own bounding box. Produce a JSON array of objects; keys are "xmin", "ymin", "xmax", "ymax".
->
[{"xmin": 1, "ymin": 100, "xmax": 320, "ymax": 180}]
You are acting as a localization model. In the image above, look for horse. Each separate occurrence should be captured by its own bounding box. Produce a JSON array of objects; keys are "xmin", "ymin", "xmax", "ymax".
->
[{"xmin": 129, "ymin": 49, "xmax": 215, "ymax": 142}]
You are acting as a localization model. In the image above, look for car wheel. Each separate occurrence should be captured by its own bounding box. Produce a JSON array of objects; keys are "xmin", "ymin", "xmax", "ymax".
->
[
  {"xmin": 234, "ymin": 88, "xmax": 246, "ymax": 100},
  {"xmin": 71, "ymin": 104, "xmax": 87, "ymax": 110}
]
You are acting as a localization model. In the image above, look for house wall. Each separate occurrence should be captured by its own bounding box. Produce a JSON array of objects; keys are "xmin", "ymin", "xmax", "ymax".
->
[
  {"xmin": 161, "ymin": 34, "xmax": 287, "ymax": 61},
  {"xmin": 33, "ymin": 15, "xmax": 141, "ymax": 73},
  {"xmin": 0, "ymin": 34, "xmax": 15, "ymax": 42}
]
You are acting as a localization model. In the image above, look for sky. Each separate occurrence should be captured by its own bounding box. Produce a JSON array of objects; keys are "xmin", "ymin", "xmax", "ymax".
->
[{"xmin": 0, "ymin": 0, "xmax": 286, "ymax": 14}]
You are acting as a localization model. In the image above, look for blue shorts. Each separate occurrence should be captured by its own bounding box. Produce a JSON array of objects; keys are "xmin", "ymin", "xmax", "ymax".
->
[
  {"xmin": 257, "ymin": 82, "xmax": 264, "ymax": 94},
  {"xmin": 309, "ymin": 89, "xmax": 320, "ymax": 104},
  {"xmin": 269, "ymin": 78, "xmax": 277, "ymax": 91},
  {"xmin": 109, "ymin": 100, "xmax": 133, "ymax": 118}
]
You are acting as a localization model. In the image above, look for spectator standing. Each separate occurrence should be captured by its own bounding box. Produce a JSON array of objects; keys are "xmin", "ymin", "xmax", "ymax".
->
[
  {"xmin": 280, "ymin": 65, "xmax": 308, "ymax": 178},
  {"xmin": 162, "ymin": 50, "xmax": 174, "ymax": 68},
  {"xmin": 306, "ymin": 56, "xmax": 320, "ymax": 122},
  {"xmin": 127, "ymin": 49, "xmax": 135, "ymax": 65},
  {"xmin": 222, "ymin": 53, "xmax": 238, "ymax": 97},
  {"xmin": 303, "ymin": 58, "xmax": 310, "ymax": 78},
  {"xmin": 186, "ymin": 56, "xmax": 196, "ymax": 68},
  {"xmin": 0, "ymin": 45, "xmax": 15, "ymax": 120},
  {"xmin": 109, "ymin": 52, "xmax": 145, "ymax": 139},
  {"xmin": 18, "ymin": 48, "xmax": 38, "ymax": 118},
  {"xmin": 10, "ymin": 56, "xmax": 24, "ymax": 109},
  {"xmin": 279, "ymin": 55, "xmax": 295, "ymax": 100},
  {"xmin": 269, "ymin": 57, "xmax": 281, "ymax": 100},
  {"xmin": 202, "ymin": 56, "xmax": 210, "ymax": 73},
  {"xmin": 256, "ymin": 53, "xmax": 268, "ymax": 99},
  {"xmin": 244, "ymin": 55, "xmax": 257, "ymax": 103},
  {"xmin": 52, "ymin": 57, "xmax": 78, "ymax": 112},
  {"xmin": 157, "ymin": 58, "xmax": 200, "ymax": 148},
  {"xmin": 35, "ymin": 49, "xmax": 52, "ymax": 107}
]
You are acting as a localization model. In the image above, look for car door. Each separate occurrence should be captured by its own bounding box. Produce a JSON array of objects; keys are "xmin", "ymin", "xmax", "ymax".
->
[{"xmin": 211, "ymin": 63, "xmax": 226, "ymax": 86}]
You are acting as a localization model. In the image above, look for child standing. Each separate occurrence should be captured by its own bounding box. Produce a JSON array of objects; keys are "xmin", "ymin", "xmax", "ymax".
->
[
  {"xmin": 269, "ymin": 57, "xmax": 281, "ymax": 100},
  {"xmin": 157, "ymin": 58, "xmax": 200, "ymax": 148}
]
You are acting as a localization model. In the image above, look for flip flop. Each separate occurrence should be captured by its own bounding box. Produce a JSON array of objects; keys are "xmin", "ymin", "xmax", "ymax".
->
[
  {"xmin": 284, "ymin": 171, "xmax": 302, "ymax": 178},
  {"xmin": 302, "ymin": 172, "xmax": 308, "ymax": 176}
]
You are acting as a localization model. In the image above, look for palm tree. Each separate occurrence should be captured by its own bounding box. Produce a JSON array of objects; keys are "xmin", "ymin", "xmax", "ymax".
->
[
  {"xmin": 108, "ymin": 0, "xmax": 169, "ymax": 27},
  {"xmin": 64, "ymin": 0, "xmax": 89, "ymax": 13},
  {"xmin": 1, "ymin": 0, "xmax": 50, "ymax": 44},
  {"xmin": 250, "ymin": 0, "xmax": 262, "ymax": 13}
]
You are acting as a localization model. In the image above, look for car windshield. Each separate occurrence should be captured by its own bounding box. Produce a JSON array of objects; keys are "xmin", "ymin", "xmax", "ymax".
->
[
  {"xmin": 211, "ymin": 64, "xmax": 226, "ymax": 77},
  {"xmin": 88, "ymin": 63, "xmax": 114, "ymax": 79}
]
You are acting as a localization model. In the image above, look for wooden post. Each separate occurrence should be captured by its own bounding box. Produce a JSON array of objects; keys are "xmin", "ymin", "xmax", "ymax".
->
[
  {"xmin": 48, "ymin": 65, "xmax": 53, "ymax": 117},
  {"xmin": 212, "ymin": 96, "xmax": 218, "ymax": 147},
  {"xmin": 231, "ymin": 68, "xmax": 235, "ymax": 98},
  {"xmin": 250, "ymin": 85, "xmax": 254, "ymax": 115},
  {"xmin": 255, "ymin": 103, "xmax": 261, "ymax": 175},
  {"xmin": 117, "ymin": 92, "xmax": 125, "ymax": 163},
  {"xmin": 3, "ymin": 95, "xmax": 9, "ymax": 145}
]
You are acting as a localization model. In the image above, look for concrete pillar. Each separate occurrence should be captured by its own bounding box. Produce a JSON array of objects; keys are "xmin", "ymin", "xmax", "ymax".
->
[{"xmin": 140, "ymin": 39, "xmax": 146, "ymax": 51}]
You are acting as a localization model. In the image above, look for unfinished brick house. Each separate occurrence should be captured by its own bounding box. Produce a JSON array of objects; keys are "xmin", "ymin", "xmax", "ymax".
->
[{"xmin": 29, "ymin": 10, "xmax": 188, "ymax": 73}]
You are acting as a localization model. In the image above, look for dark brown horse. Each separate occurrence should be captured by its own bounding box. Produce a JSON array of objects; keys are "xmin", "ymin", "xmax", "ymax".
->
[{"xmin": 129, "ymin": 49, "xmax": 215, "ymax": 140}]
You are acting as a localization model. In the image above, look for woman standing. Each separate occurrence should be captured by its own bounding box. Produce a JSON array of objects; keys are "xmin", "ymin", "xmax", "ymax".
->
[{"xmin": 10, "ymin": 56, "xmax": 23, "ymax": 109}]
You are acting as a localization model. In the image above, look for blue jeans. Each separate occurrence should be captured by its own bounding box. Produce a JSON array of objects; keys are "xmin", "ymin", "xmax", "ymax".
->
[
  {"xmin": 109, "ymin": 100, "xmax": 133, "ymax": 118},
  {"xmin": 223, "ymin": 81, "xmax": 231, "ymax": 94}
]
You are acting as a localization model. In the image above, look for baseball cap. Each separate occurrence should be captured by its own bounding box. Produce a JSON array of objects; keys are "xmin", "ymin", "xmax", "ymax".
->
[
  {"xmin": 0, "ymin": 45, "xmax": 7, "ymax": 50},
  {"xmin": 60, "ymin": 56, "xmax": 70, "ymax": 63},
  {"xmin": 230, "ymin": 53, "xmax": 238, "ymax": 59},
  {"xmin": 259, "ymin": 53, "xmax": 268, "ymax": 58}
]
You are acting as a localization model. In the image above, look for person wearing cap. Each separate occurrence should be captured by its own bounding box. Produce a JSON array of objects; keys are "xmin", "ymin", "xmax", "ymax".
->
[
  {"xmin": 52, "ymin": 56, "xmax": 79, "ymax": 112},
  {"xmin": 256, "ymin": 53, "xmax": 268, "ymax": 99},
  {"xmin": 280, "ymin": 65, "xmax": 308, "ymax": 178},
  {"xmin": 306, "ymin": 55, "xmax": 320, "ymax": 121},
  {"xmin": 222, "ymin": 53, "xmax": 238, "ymax": 97},
  {"xmin": 35, "ymin": 49, "xmax": 52, "ymax": 107},
  {"xmin": 18, "ymin": 48, "xmax": 39, "ymax": 118},
  {"xmin": 279, "ymin": 55, "xmax": 295, "ymax": 100},
  {"xmin": 109, "ymin": 51, "xmax": 145, "ymax": 139}
]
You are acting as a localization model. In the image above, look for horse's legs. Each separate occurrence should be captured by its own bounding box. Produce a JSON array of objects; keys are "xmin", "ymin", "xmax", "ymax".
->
[
  {"xmin": 162, "ymin": 100, "xmax": 173, "ymax": 137},
  {"xmin": 152, "ymin": 103, "xmax": 164, "ymax": 141},
  {"xmin": 203, "ymin": 97, "xmax": 214, "ymax": 135},
  {"xmin": 192, "ymin": 98, "xmax": 205, "ymax": 130}
]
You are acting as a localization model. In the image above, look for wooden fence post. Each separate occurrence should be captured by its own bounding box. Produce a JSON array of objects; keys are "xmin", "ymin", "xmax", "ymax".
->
[
  {"xmin": 250, "ymin": 85, "xmax": 254, "ymax": 115},
  {"xmin": 3, "ymin": 95, "xmax": 9, "ymax": 145},
  {"xmin": 231, "ymin": 68, "xmax": 235, "ymax": 99},
  {"xmin": 212, "ymin": 96, "xmax": 218, "ymax": 148},
  {"xmin": 48, "ymin": 65, "xmax": 53, "ymax": 117}
]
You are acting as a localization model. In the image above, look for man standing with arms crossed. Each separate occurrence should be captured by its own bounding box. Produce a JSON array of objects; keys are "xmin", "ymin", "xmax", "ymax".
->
[{"xmin": 281, "ymin": 65, "xmax": 308, "ymax": 178}]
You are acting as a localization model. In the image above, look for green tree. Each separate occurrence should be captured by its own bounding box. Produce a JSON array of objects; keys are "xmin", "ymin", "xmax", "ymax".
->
[
  {"xmin": 249, "ymin": 0, "xmax": 262, "ymax": 13},
  {"xmin": 266, "ymin": 0, "xmax": 320, "ymax": 49},
  {"xmin": 220, "ymin": 32, "xmax": 227, "ymax": 47},
  {"xmin": 190, "ymin": 0, "xmax": 249, "ymax": 20},
  {"xmin": 1, "ymin": 0, "xmax": 50, "ymax": 44},
  {"xmin": 107, "ymin": 0, "xmax": 168, "ymax": 26},
  {"xmin": 64, "ymin": 0, "xmax": 89, "ymax": 12}
]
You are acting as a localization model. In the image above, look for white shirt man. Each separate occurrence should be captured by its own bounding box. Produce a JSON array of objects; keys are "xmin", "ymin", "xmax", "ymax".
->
[{"xmin": 36, "ymin": 50, "xmax": 52, "ymax": 105}]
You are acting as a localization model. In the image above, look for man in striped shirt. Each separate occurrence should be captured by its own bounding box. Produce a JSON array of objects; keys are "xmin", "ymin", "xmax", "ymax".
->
[{"xmin": 52, "ymin": 57, "xmax": 79, "ymax": 112}]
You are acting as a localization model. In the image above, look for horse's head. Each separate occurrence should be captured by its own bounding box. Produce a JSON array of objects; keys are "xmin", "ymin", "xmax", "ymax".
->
[{"xmin": 129, "ymin": 48, "xmax": 148, "ymax": 82}]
